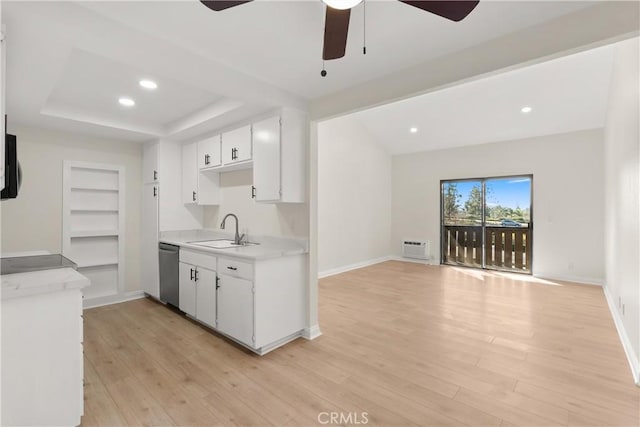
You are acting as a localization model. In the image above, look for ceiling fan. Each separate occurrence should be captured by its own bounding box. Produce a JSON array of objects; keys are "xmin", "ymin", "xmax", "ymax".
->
[{"xmin": 201, "ymin": 0, "xmax": 479, "ymax": 61}]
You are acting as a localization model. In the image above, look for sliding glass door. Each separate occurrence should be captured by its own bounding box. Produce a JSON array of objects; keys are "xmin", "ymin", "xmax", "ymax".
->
[{"xmin": 441, "ymin": 176, "xmax": 532, "ymax": 273}]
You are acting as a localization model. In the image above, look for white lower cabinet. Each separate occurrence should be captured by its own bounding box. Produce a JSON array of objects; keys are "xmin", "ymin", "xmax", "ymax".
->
[
  {"xmin": 196, "ymin": 267, "xmax": 217, "ymax": 327},
  {"xmin": 175, "ymin": 248, "xmax": 306, "ymax": 354},
  {"xmin": 217, "ymin": 274, "xmax": 254, "ymax": 346},
  {"xmin": 2, "ymin": 288, "xmax": 84, "ymax": 426},
  {"xmin": 216, "ymin": 254, "xmax": 306, "ymax": 353},
  {"xmin": 178, "ymin": 250, "xmax": 217, "ymax": 328},
  {"xmin": 178, "ymin": 262, "xmax": 197, "ymax": 317}
]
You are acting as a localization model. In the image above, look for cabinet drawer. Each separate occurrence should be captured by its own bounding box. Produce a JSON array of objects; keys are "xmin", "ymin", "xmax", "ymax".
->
[
  {"xmin": 179, "ymin": 249, "xmax": 217, "ymax": 270},
  {"xmin": 218, "ymin": 257, "xmax": 253, "ymax": 280}
]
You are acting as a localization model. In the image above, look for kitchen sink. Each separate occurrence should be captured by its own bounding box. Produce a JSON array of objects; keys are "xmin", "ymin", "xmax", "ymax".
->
[{"xmin": 188, "ymin": 239, "xmax": 258, "ymax": 249}]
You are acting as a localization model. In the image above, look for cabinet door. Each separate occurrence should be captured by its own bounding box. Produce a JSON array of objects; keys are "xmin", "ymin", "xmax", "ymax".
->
[
  {"xmin": 198, "ymin": 136, "xmax": 221, "ymax": 170},
  {"xmin": 221, "ymin": 125, "xmax": 252, "ymax": 165},
  {"xmin": 143, "ymin": 142, "xmax": 159, "ymax": 184},
  {"xmin": 252, "ymin": 116, "xmax": 281, "ymax": 202},
  {"xmin": 182, "ymin": 142, "xmax": 198, "ymax": 204},
  {"xmin": 217, "ymin": 274, "xmax": 254, "ymax": 347},
  {"xmin": 141, "ymin": 183, "xmax": 159, "ymax": 298},
  {"xmin": 196, "ymin": 267, "xmax": 217, "ymax": 327},
  {"xmin": 197, "ymin": 171, "xmax": 221, "ymax": 206},
  {"xmin": 179, "ymin": 262, "xmax": 197, "ymax": 317}
]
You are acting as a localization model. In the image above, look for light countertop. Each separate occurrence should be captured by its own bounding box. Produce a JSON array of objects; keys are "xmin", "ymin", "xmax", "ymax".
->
[
  {"xmin": 160, "ymin": 230, "xmax": 308, "ymax": 261},
  {"xmin": 1, "ymin": 251, "xmax": 90, "ymax": 300},
  {"xmin": 1, "ymin": 268, "xmax": 90, "ymax": 300}
]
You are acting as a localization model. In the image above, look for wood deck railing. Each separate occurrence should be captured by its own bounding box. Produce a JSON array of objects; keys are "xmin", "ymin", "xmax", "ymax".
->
[{"xmin": 442, "ymin": 225, "xmax": 531, "ymax": 272}]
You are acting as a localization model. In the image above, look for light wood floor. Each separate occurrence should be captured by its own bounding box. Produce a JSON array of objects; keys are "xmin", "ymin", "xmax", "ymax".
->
[{"xmin": 82, "ymin": 261, "xmax": 639, "ymax": 426}]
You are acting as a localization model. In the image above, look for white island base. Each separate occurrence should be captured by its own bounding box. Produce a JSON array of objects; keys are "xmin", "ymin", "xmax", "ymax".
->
[{"xmin": 1, "ymin": 267, "xmax": 89, "ymax": 427}]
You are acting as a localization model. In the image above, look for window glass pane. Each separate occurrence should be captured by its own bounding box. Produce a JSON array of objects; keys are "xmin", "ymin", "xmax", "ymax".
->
[
  {"xmin": 485, "ymin": 177, "xmax": 531, "ymax": 228},
  {"xmin": 442, "ymin": 180, "xmax": 482, "ymax": 226}
]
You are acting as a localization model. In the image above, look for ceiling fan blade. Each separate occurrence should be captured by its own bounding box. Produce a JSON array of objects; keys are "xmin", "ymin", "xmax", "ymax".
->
[
  {"xmin": 399, "ymin": 1, "xmax": 479, "ymax": 22},
  {"xmin": 200, "ymin": 1, "xmax": 253, "ymax": 12},
  {"xmin": 323, "ymin": 7, "xmax": 351, "ymax": 60}
]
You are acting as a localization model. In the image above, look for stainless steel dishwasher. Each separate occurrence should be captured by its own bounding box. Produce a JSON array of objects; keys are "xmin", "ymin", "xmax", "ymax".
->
[{"xmin": 158, "ymin": 243, "xmax": 179, "ymax": 307}]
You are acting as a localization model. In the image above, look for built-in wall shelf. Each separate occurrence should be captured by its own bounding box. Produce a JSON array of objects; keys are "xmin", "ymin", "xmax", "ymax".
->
[
  {"xmin": 63, "ymin": 161, "xmax": 125, "ymax": 301},
  {"xmin": 70, "ymin": 209, "xmax": 119, "ymax": 213},
  {"xmin": 70, "ymin": 186, "xmax": 119, "ymax": 192},
  {"xmin": 70, "ymin": 230, "xmax": 119, "ymax": 238}
]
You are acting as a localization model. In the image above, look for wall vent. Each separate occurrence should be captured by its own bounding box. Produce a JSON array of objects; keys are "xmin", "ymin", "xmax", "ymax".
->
[{"xmin": 402, "ymin": 239, "xmax": 429, "ymax": 260}]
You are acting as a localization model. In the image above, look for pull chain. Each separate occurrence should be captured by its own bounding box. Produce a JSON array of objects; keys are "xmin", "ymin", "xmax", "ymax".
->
[
  {"xmin": 363, "ymin": 0, "xmax": 367, "ymax": 55},
  {"xmin": 321, "ymin": 2, "xmax": 328, "ymax": 77}
]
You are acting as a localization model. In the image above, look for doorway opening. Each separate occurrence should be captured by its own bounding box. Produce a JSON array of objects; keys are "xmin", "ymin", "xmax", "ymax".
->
[{"xmin": 441, "ymin": 175, "xmax": 533, "ymax": 273}]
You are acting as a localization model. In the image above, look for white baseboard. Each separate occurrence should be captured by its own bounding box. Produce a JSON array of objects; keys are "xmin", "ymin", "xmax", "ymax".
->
[
  {"xmin": 603, "ymin": 285, "xmax": 640, "ymax": 385},
  {"xmin": 318, "ymin": 256, "xmax": 393, "ymax": 279},
  {"xmin": 302, "ymin": 324, "xmax": 322, "ymax": 340},
  {"xmin": 83, "ymin": 290, "xmax": 146, "ymax": 310},
  {"xmin": 532, "ymin": 272, "xmax": 604, "ymax": 286}
]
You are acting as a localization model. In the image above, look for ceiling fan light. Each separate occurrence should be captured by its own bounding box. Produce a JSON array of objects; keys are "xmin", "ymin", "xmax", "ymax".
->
[{"xmin": 322, "ymin": 0, "xmax": 363, "ymax": 10}]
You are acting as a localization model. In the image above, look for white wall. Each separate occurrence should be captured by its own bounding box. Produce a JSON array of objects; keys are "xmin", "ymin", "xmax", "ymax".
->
[
  {"xmin": 392, "ymin": 129, "xmax": 605, "ymax": 283},
  {"xmin": 0, "ymin": 125, "xmax": 143, "ymax": 292},
  {"xmin": 202, "ymin": 169, "xmax": 309, "ymax": 239},
  {"xmin": 603, "ymin": 37, "xmax": 639, "ymax": 382},
  {"xmin": 317, "ymin": 117, "xmax": 392, "ymax": 275}
]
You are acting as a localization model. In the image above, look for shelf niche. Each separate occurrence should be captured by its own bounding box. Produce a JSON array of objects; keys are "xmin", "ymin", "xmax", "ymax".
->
[{"xmin": 62, "ymin": 161, "xmax": 125, "ymax": 302}]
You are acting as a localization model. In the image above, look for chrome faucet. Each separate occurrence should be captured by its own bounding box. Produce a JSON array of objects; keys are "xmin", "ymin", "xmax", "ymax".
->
[{"xmin": 220, "ymin": 213, "xmax": 244, "ymax": 245}]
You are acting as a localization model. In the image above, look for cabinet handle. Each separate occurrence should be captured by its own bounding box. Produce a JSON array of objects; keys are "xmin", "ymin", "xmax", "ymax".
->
[
  {"xmin": 227, "ymin": 266, "xmax": 238, "ymax": 271},
  {"xmin": 194, "ymin": 269, "xmax": 199, "ymax": 282},
  {"xmin": 215, "ymin": 276, "xmax": 220, "ymax": 289},
  {"xmin": 251, "ymin": 186, "xmax": 256, "ymax": 199},
  {"xmin": 192, "ymin": 191, "xmax": 196, "ymax": 202},
  {"xmin": 153, "ymin": 186, "xmax": 157, "ymax": 197},
  {"xmin": 231, "ymin": 147, "xmax": 237, "ymax": 160},
  {"xmin": 205, "ymin": 154, "xmax": 210, "ymax": 165},
  {"xmin": 153, "ymin": 170, "xmax": 158, "ymax": 181},
  {"xmin": 190, "ymin": 268, "xmax": 194, "ymax": 281}
]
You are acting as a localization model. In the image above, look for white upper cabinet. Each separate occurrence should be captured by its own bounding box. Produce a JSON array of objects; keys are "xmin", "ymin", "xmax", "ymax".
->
[
  {"xmin": 252, "ymin": 108, "xmax": 306, "ymax": 203},
  {"xmin": 182, "ymin": 142, "xmax": 198, "ymax": 204},
  {"xmin": 142, "ymin": 142, "xmax": 159, "ymax": 184},
  {"xmin": 252, "ymin": 116, "xmax": 281, "ymax": 202},
  {"xmin": 183, "ymin": 141, "xmax": 221, "ymax": 206},
  {"xmin": 221, "ymin": 125, "xmax": 252, "ymax": 165},
  {"xmin": 198, "ymin": 135, "xmax": 221, "ymax": 170}
]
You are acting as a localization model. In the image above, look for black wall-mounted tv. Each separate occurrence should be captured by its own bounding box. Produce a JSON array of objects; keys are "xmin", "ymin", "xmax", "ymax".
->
[{"xmin": 1, "ymin": 115, "xmax": 20, "ymax": 200}]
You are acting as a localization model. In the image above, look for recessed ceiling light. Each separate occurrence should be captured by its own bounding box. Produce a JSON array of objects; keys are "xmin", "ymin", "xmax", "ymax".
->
[
  {"xmin": 521, "ymin": 106, "xmax": 533, "ymax": 114},
  {"xmin": 139, "ymin": 80, "xmax": 158, "ymax": 90},
  {"xmin": 322, "ymin": 0, "xmax": 363, "ymax": 10},
  {"xmin": 118, "ymin": 97, "xmax": 135, "ymax": 107},
  {"xmin": 410, "ymin": 127, "xmax": 418, "ymax": 133}
]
